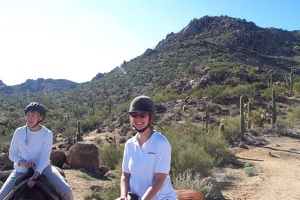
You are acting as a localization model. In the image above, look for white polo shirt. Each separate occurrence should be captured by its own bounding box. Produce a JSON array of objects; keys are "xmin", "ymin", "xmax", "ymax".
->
[{"xmin": 122, "ymin": 130, "xmax": 177, "ymax": 200}]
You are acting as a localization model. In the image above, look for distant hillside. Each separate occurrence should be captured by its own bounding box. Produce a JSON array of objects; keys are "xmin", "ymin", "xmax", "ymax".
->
[
  {"xmin": 0, "ymin": 15, "xmax": 300, "ymax": 136},
  {"xmin": 1, "ymin": 15, "xmax": 299, "ymax": 96},
  {"xmin": 0, "ymin": 78, "xmax": 80, "ymax": 94}
]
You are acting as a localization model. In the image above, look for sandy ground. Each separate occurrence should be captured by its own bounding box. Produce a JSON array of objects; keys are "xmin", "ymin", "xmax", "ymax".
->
[
  {"xmin": 221, "ymin": 136, "xmax": 300, "ymax": 200},
  {"xmin": 62, "ymin": 135, "xmax": 300, "ymax": 200}
]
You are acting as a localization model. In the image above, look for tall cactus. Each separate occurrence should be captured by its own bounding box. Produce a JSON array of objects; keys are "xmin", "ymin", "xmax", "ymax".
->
[
  {"xmin": 219, "ymin": 119, "xmax": 225, "ymax": 133},
  {"xmin": 76, "ymin": 120, "xmax": 81, "ymax": 142},
  {"xmin": 289, "ymin": 67, "xmax": 294, "ymax": 96},
  {"xmin": 271, "ymin": 89, "xmax": 277, "ymax": 128},
  {"xmin": 240, "ymin": 96, "xmax": 245, "ymax": 138},
  {"xmin": 270, "ymin": 72, "xmax": 273, "ymax": 87},
  {"xmin": 247, "ymin": 102, "xmax": 251, "ymax": 129}
]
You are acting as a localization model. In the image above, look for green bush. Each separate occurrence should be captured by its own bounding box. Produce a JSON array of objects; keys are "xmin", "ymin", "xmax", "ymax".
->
[
  {"xmin": 220, "ymin": 118, "xmax": 241, "ymax": 144},
  {"xmin": 172, "ymin": 169, "xmax": 203, "ymax": 191},
  {"xmin": 281, "ymin": 105, "xmax": 300, "ymax": 128},
  {"xmin": 164, "ymin": 122, "xmax": 234, "ymax": 177},
  {"xmin": 244, "ymin": 166, "xmax": 258, "ymax": 177},
  {"xmin": 293, "ymin": 81, "xmax": 300, "ymax": 96},
  {"xmin": 100, "ymin": 144, "xmax": 124, "ymax": 170},
  {"xmin": 84, "ymin": 183, "xmax": 120, "ymax": 200}
]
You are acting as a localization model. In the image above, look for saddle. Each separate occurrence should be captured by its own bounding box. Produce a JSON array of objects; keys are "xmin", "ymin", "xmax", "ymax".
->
[
  {"xmin": 4, "ymin": 168, "xmax": 62, "ymax": 200},
  {"xmin": 127, "ymin": 192, "xmax": 139, "ymax": 200}
]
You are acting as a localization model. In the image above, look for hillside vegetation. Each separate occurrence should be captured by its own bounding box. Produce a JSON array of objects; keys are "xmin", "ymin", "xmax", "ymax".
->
[{"xmin": 1, "ymin": 15, "xmax": 300, "ymax": 199}]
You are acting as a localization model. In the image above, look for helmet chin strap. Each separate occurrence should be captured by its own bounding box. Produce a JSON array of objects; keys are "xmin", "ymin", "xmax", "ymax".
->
[
  {"xmin": 27, "ymin": 121, "xmax": 39, "ymax": 129},
  {"xmin": 32, "ymin": 121, "xmax": 40, "ymax": 128},
  {"xmin": 134, "ymin": 126, "xmax": 148, "ymax": 133}
]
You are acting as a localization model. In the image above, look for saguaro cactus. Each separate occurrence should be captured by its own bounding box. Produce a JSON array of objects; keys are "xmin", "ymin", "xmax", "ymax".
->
[
  {"xmin": 219, "ymin": 119, "xmax": 225, "ymax": 133},
  {"xmin": 271, "ymin": 89, "xmax": 277, "ymax": 128},
  {"xmin": 270, "ymin": 72, "xmax": 273, "ymax": 87},
  {"xmin": 240, "ymin": 96, "xmax": 245, "ymax": 138},
  {"xmin": 247, "ymin": 102, "xmax": 251, "ymax": 129},
  {"xmin": 289, "ymin": 67, "xmax": 294, "ymax": 96},
  {"xmin": 76, "ymin": 120, "xmax": 82, "ymax": 142},
  {"xmin": 202, "ymin": 106, "xmax": 210, "ymax": 131}
]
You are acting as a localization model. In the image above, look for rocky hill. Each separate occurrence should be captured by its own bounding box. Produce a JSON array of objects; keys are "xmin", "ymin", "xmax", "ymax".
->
[
  {"xmin": 1, "ymin": 15, "xmax": 300, "ymax": 200},
  {"xmin": 0, "ymin": 78, "xmax": 80, "ymax": 94},
  {"xmin": 1, "ymin": 16, "xmax": 299, "ymax": 94},
  {"xmin": 0, "ymin": 15, "xmax": 300, "ymax": 138}
]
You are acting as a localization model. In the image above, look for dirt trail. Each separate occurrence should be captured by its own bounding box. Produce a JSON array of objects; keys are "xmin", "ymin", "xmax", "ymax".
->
[
  {"xmin": 222, "ymin": 136, "xmax": 300, "ymax": 200},
  {"xmin": 62, "ymin": 135, "xmax": 300, "ymax": 200}
]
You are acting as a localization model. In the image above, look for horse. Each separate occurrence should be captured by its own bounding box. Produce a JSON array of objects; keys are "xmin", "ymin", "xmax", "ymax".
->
[
  {"xmin": 3, "ymin": 167, "xmax": 62, "ymax": 200},
  {"xmin": 127, "ymin": 190, "xmax": 205, "ymax": 200},
  {"xmin": 175, "ymin": 189, "xmax": 205, "ymax": 200}
]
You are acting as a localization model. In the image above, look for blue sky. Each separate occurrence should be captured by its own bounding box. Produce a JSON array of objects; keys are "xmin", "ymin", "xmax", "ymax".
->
[{"xmin": 1, "ymin": 0, "xmax": 299, "ymax": 86}]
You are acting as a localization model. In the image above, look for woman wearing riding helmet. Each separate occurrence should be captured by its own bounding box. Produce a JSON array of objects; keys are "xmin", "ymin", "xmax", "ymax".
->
[
  {"xmin": 0, "ymin": 102, "xmax": 73, "ymax": 200},
  {"xmin": 116, "ymin": 95, "xmax": 177, "ymax": 200}
]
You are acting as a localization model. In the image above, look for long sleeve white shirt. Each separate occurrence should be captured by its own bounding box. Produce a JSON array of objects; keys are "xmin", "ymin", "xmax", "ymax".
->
[{"xmin": 9, "ymin": 125, "xmax": 53, "ymax": 174}]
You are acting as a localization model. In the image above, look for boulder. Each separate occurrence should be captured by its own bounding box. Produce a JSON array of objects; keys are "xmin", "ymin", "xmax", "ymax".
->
[
  {"xmin": 65, "ymin": 142, "xmax": 99, "ymax": 171},
  {"xmin": 50, "ymin": 150, "xmax": 66, "ymax": 168},
  {"xmin": 200, "ymin": 177, "xmax": 225, "ymax": 200}
]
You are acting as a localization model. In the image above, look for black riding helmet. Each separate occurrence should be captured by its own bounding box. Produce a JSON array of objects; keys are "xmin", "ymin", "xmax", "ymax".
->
[
  {"xmin": 128, "ymin": 95, "xmax": 156, "ymax": 133},
  {"xmin": 24, "ymin": 102, "xmax": 47, "ymax": 124},
  {"xmin": 128, "ymin": 95, "xmax": 155, "ymax": 115}
]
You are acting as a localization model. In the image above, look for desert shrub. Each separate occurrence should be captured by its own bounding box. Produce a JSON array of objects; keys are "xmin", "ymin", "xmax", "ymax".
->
[
  {"xmin": 220, "ymin": 118, "xmax": 241, "ymax": 144},
  {"xmin": 153, "ymin": 91, "xmax": 186, "ymax": 103},
  {"xmin": 224, "ymin": 77, "xmax": 241, "ymax": 87},
  {"xmin": 247, "ymin": 66, "xmax": 258, "ymax": 79},
  {"xmin": 293, "ymin": 81, "xmax": 300, "ymax": 95},
  {"xmin": 100, "ymin": 144, "xmax": 123, "ymax": 170},
  {"xmin": 248, "ymin": 107, "xmax": 266, "ymax": 127},
  {"xmin": 201, "ymin": 83, "xmax": 224, "ymax": 99},
  {"xmin": 84, "ymin": 192, "xmax": 103, "ymax": 200},
  {"xmin": 84, "ymin": 182, "xmax": 120, "ymax": 200},
  {"xmin": 81, "ymin": 115, "xmax": 100, "ymax": 132},
  {"xmin": 172, "ymin": 141, "xmax": 213, "ymax": 176},
  {"xmin": 261, "ymin": 85, "xmax": 285, "ymax": 100},
  {"xmin": 0, "ymin": 133, "xmax": 12, "ymax": 153},
  {"xmin": 202, "ymin": 128, "xmax": 236, "ymax": 166},
  {"xmin": 231, "ymin": 84, "xmax": 256, "ymax": 99},
  {"xmin": 217, "ymin": 168, "xmax": 238, "ymax": 181},
  {"xmin": 214, "ymin": 84, "xmax": 256, "ymax": 104},
  {"xmin": 64, "ymin": 126, "xmax": 78, "ymax": 141},
  {"xmin": 172, "ymin": 169, "xmax": 203, "ymax": 192},
  {"xmin": 281, "ymin": 104, "xmax": 300, "ymax": 128},
  {"xmin": 164, "ymin": 122, "xmax": 234, "ymax": 177},
  {"xmin": 210, "ymin": 65, "xmax": 228, "ymax": 79},
  {"xmin": 244, "ymin": 167, "xmax": 258, "ymax": 177},
  {"xmin": 244, "ymin": 162, "xmax": 258, "ymax": 177}
]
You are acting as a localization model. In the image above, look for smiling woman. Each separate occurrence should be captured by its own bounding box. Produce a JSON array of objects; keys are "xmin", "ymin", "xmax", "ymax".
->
[
  {"xmin": 116, "ymin": 95, "xmax": 178, "ymax": 200},
  {"xmin": 0, "ymin": 102, "xmax": 73, "ymax": 200}
]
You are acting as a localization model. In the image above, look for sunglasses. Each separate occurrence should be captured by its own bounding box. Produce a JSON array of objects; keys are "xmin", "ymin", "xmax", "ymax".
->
[{"xmin": 129, "ymin": 112, "xmax": 148, "ymax": 118}]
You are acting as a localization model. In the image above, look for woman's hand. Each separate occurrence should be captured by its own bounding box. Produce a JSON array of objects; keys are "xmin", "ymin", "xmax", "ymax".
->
[
  {"xmin": 27, "ymin": 177, "xmax": 36, "ymax": 188},
  {"xmin": 18, "ymin": 159, "xmax": 35, "ymax": 168},
  {"xmin": 115, "ymin": 197, "xmax": 127, "ymax": 200}
]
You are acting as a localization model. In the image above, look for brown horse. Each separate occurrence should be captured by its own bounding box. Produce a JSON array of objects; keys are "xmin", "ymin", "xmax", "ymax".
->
[
  {"xmin": 175, "ymin": 189, "xmax": 205, "ymax": 200},
  {"xmin": 127, "ymin": 190, "xmax": 205, "ymax": 200},
  {"xmin": 3, "ymin": 168, "xmax": 62, "ymax": 200}
]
